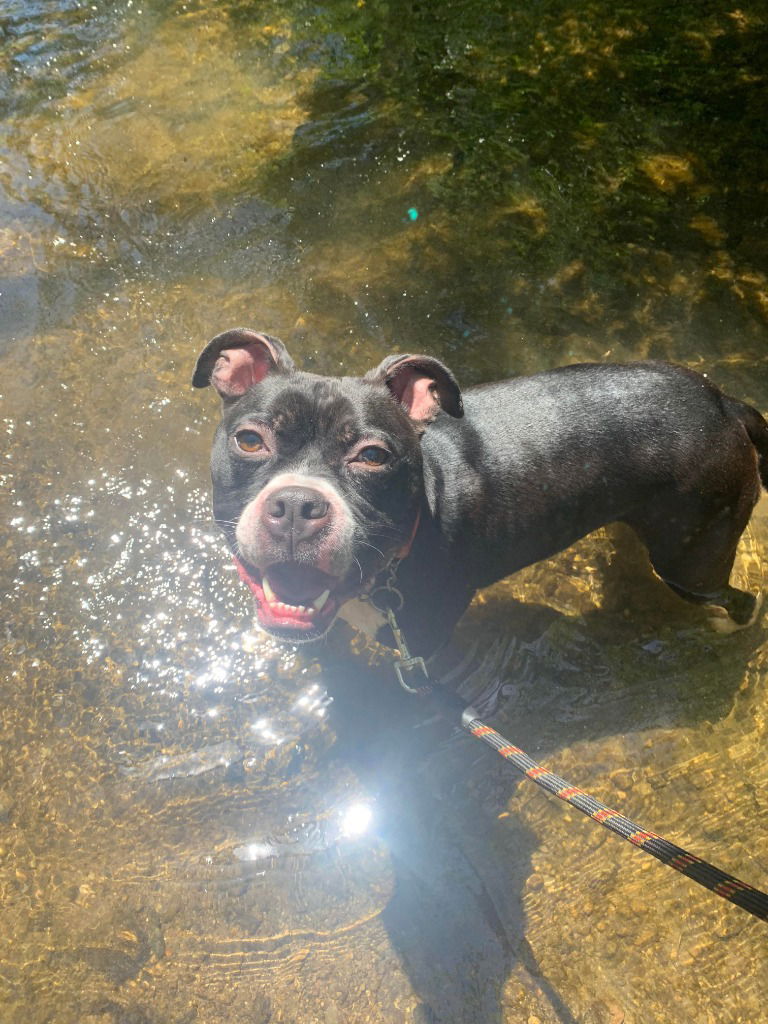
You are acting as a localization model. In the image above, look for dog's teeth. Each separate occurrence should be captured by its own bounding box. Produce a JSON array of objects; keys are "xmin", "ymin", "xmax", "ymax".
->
[
  {"xmin": 269, "ymin": 599, "xmax": 313, "ymax": 617},
  {"xmin": 261, "ymin": 579, "xmax": 324, "ymax": 618}
]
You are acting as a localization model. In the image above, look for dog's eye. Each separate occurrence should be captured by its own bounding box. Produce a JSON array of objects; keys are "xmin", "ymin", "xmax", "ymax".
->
[
  {"xmin": 235, "ymin": 429, "xmax": 266, "ymax": 453},
  {"xmin": 356, "ymin": 446, "xmax": 390, "ymax": 467}
]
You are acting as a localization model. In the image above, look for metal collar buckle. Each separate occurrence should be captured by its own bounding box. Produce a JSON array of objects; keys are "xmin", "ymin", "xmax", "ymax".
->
[{"xmin": 368, "ymin": 566, "xmax": 431, "ymax": 695}]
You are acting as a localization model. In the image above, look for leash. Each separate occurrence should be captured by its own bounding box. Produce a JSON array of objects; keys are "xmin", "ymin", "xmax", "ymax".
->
[{"xmin": 367, "ymin": 572, "xmax": 768, "ymax": 924}]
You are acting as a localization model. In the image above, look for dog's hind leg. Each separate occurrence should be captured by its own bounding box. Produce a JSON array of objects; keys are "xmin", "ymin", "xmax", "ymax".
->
[{"xmin": 625, "ymin": 488, "xmax": 761, "ymax": 628}]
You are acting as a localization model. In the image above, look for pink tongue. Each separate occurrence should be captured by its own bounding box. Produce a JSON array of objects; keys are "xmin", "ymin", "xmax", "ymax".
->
[{"xmin": 265, "ymin": 564, "xmax": 334, "ymax": 604}]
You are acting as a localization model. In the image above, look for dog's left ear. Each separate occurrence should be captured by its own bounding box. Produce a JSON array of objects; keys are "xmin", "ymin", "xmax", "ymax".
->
[
  {"xmin": 366, "ymin": 354, "xmax": 464, "ymax": 423},
  {"xmin": 192, "ymin": 328, "xmax": 295, "ymax": 399}
]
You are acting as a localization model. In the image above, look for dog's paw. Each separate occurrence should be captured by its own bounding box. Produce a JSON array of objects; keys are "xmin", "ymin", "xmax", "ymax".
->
[{"xmin": 707, "ymin": 591, "xmax": 764, "ymax": 633}]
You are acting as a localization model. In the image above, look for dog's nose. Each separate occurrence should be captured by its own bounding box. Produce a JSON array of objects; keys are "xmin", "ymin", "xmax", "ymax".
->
[{"xmin": 262, "ymin": 486, "xmax": 331, "ymax": 544}]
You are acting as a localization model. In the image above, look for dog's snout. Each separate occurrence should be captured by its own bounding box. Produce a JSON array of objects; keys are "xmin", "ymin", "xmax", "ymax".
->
[{"xmin": 262, "ymin": 486, "xmax": 331, "ymax": 543}]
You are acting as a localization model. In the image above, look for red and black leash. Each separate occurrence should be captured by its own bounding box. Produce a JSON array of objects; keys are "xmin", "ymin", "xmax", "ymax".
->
[
  {"xmin": 372, "ymin": 584, "xmax": 768, "ymax": 924},
  {"xmin": 460, "ymin": 704, "xmax": 768, "ymax": 922}
]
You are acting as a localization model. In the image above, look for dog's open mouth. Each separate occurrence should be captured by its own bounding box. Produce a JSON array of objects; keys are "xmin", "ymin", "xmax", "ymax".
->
[{"xmin": 233, "ymin": 558, "xmax": 356, "ymax": 639}]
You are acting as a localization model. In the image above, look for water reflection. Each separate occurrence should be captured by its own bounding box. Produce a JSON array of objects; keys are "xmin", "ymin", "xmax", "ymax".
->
[{"xmin": 0, "ymin": 0, "xmax": 767, "ymax": 1022}]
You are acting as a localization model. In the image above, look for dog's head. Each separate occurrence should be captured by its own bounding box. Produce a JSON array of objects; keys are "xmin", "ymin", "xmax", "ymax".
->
[{"xmin": 193, "ymin": 328, "xmax": 463, "ymax": 641}]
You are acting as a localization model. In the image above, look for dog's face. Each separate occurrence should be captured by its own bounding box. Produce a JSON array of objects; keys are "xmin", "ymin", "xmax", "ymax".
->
[{"xmin": 194, "ymin": 329, "xmax": 462, "ymax": 641}]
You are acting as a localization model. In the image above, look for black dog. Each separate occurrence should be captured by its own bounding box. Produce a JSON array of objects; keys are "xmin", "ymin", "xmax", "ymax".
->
[{"xmin": 194, "ymin": 328, "xmax": 768, "ymax": 657}]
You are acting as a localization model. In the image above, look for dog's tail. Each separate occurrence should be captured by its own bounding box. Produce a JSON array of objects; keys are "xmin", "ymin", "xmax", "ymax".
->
[{"xmin": 731, "ymin": 398, "xmax": 768, "ymax": 490}]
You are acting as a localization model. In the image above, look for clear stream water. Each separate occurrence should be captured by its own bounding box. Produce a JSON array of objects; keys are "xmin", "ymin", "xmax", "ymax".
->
[{"xmin": 0, "ymin": 2, "xmax": 766, "ymax": 1022}]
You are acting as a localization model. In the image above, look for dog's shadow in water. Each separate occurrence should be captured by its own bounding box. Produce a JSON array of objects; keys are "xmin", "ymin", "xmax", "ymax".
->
[
  {"xmin": 320, "ymin": 527, "xmax": 765, "ymax": 1024},
  {"xmin": 324, "ymin": 656, "xmax": 573, "ymax": 1024}
]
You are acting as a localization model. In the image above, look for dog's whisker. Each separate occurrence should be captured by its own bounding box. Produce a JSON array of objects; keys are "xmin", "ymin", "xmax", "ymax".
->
[{"xmin": 357, "ymin": 540, "xmax": 387, "ymax": 560}]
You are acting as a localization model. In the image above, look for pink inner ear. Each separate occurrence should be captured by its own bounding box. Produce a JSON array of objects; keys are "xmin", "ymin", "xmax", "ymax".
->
[
  {"xmin": 211, "ymin": 342, "xmax": 274, "ymax": 397},
  {"xmin": 397, "ymin": 371, "xmax": 439, "ymax": 421}
]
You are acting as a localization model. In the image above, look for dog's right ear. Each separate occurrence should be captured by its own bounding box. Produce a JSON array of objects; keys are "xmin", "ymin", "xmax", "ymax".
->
[{"xmin": 192, "ymin": 329, "xmax": 295, "ymax": 400}]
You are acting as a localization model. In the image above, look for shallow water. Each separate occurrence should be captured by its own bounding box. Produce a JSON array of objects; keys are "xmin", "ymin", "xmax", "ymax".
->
[{"xmin": 1, "ymin": 2, "xmax": 766, "ymax": 1022}]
